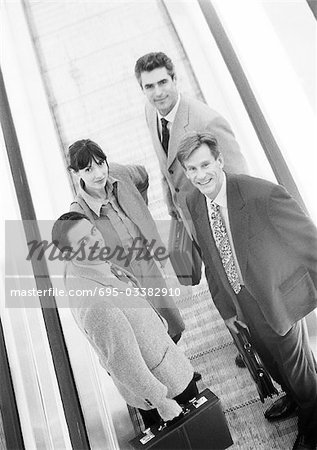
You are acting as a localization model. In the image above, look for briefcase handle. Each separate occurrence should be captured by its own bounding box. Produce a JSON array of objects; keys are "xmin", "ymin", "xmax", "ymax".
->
[
  {"xmin": 139, "ymin": 407, "xmax": 190, "ymax": 444},
  {"xmin": 157, "ymin": 408, "xmax": 188, "ymax": 432},
  {"xmin": 157, "ymin": 394, "xmax": 208, "ymax": 431}
]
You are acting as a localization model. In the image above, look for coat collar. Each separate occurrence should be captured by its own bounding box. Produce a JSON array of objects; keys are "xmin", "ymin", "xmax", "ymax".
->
[
  {"xmin": 226, "ymin": 174, "xmax": 248, "ymax": 279},
  {"xmin": 147, "ymin": 102, "xmax": 166, "ymax": 162},
  {"xmin": 167, "ymin": 95, "xmax": 189, "ymax": 168},
  {"xmin": 191, "ymin": 188, "xmax": 233, "ymax": 290},
  {"xmin": 66, "ymin": 259, "xmax": 137, "ymax": 288}
]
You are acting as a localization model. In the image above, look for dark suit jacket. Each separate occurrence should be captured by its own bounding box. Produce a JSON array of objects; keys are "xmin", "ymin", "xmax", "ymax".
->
[
  {"xmin": 186, "ymin": 173, "xmax": 317, "ymax": 336},
  {"xmin": 146, "ymin": 95, "xmax": 249, "ymax": 227}
]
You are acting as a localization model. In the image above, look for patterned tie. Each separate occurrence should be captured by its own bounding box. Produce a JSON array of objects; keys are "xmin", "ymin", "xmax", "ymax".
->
[
  {"xmin": 160, "ymin": 118, "xmax": 169, "ymax": 155},
  {"xmin": 208, "ymin": 201, "xmax": 241, "ymax": 294}
]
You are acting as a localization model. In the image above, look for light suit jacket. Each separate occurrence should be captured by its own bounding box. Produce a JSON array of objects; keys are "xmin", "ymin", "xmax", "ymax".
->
[
  {"xmin": 186, "ymin": 173, "xmax": 317, "ymax": 336},
  {"xmin": 145, "ymin": 95, "xmax": 249, "ymax": 230},
  {"xmin": 65, "ymin": 261, "xmax": 193, "ymax": 411},
  {"xmin": 70, "ymin": 162, "xmax": 185, "ymax": 337}
]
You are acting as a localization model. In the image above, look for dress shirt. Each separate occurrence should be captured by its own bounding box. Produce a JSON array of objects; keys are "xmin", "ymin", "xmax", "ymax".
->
[
  {"xmin": 205, "ymin": 173, "xmax": 244, "ymax": 285},
  {"xmin": 157, "ymin": 94, "xmax": 181, "ymax": 140}
]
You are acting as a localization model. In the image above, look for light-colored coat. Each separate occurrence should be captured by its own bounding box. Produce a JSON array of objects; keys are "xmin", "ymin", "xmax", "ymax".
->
[
  {"xmin": 65, "ymin": 261, "xmax": 194, "ymax": 411},
  {"xmin": 70, "ymin": 162, "xmax": 185, "ymax": 337},
  {"xmin": 145, "ymin": 95, "xmax": 249, "ymax": 227},
  {"xmin": 187, "ymin": 173, "xmax": 317, "ymax": 335},
  {"xmin": 71, "ymin": 163, "xmax": 165, "ymax": 257}
]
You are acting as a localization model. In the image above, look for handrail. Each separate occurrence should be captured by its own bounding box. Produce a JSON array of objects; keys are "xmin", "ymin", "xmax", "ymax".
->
[
  {"xmin": 0, "ymin": 317, "xmax": 25, "ymax": 449},
  {"xmin": 0, "ymin": 66, "xmax": 91, "ymax": 449},
  {"xmin": 197, "ymin": 0, "xmax": 307, "ymax": 214}
]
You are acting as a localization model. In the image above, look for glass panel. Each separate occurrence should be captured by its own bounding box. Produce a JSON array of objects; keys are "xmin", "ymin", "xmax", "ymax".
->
[{"xmin": 0, "ymin": 128, "xmax": 72, "ymax": 449}]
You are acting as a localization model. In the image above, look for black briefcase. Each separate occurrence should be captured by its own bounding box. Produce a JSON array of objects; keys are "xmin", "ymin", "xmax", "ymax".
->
[
  {"xmin": 232, "ymin": 322, "xmax": 278, "ymax": 402},
  {"xmin": 168, "ymin": 218, "xmax": 202, "ymax": 286},
  {"xmin": 129, "ymin": 389, "xmax": 233, "ymax": 450}
]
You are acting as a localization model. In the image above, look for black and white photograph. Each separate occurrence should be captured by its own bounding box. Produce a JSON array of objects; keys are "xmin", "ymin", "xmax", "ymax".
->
[{"xmin": 1, "ymin": 1, "xmax": 316, "ymax": 449}]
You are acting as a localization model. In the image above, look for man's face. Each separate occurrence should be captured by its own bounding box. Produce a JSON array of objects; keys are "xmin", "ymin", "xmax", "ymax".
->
[
  {"xmin": 140, "ymin": 67, "xmax": 178, "ymax": 116},
  {"xmin": 75, "ymin": 158, "xmax": 109, "ymax": 192},
  {"xmin": 184, "ymin": 144, "xmax": 224, "ymax": 200},
  {"xmin": 67, "ymin": 219, "xmax": 105, "ymax": 262}
]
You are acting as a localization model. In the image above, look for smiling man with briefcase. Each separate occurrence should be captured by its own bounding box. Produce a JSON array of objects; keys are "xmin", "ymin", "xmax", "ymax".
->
[{"xmin": 177, "ymin": 131, "xmax": 317, "ymax": 450}]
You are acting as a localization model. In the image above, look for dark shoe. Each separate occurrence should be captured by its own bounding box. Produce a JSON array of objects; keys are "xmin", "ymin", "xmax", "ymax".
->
[
  {"xmin": 292, "ymin": 433, "xmax": 317, "ymax": 450},
  {"xmin": 193, "ymin": 371, "xmax": 202, "ymax": 382},
  {"xmin": 264, "ymin": 395, "xmax": 298, "ymax": 422},
  {"xmin": 235, "ymin": 354, "xmax": 246, "ymax": 368}
]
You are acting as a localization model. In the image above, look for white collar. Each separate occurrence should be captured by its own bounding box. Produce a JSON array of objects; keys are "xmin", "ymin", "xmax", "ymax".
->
[
  {"xmin": 157, "ymin": 93, "xmax": 181, "ymax": 124},
  {"xmin": 78, "ymin": 176, "xmax": 117, "ymax": 217},
  {"xmin": 207, "ymin": 173, "xmax": 227, "ymax": 208}
]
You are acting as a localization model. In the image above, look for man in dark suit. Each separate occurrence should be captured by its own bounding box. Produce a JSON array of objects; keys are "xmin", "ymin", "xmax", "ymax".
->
[{"xmin": 177, "ymin": 131, "xmax": 317, "ymax": 450}]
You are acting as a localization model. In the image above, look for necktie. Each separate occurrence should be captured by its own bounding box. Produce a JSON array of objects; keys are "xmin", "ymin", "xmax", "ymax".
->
[
  {"xmin": 160, "ymin": 118, "xmax": 169, "ymax": 155},
  {"xmin": 208, "ymin": 201, "xmax": 241, "ymax": 294}
]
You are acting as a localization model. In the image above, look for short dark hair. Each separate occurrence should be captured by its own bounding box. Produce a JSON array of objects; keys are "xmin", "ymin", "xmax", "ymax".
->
[
  {"xmin": 177, "ymin": 131, "xmax": 220, "ymax": 168},
  {"xmin": 67, "ymin": 139, "xmax": 108, "ymax": 172},
  {"xmin": 51, "ymin": 211, "xmax": 89, "ymax": 251},
  {"xmin": 134, "ymin": 52, "xmax": 175, "ymax": 87}
]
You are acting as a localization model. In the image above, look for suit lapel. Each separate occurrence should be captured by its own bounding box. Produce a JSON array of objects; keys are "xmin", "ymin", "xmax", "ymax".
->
[
  {"xmin": 191, "ymin": 190, "xmax": 232, "ymax": 289},
  {"xmin": 148, "ymin": 105, "xmax": 162, "ymax": 149},
  {"xmin": 68, "ymin": 261, "xmax": 138, "ymax": 291},
  {"xmin": 168, "ymin": 96, "xmax": 189, "ymax": 168},
  {"xmin": 227, "ymin": 175, "xmax": 248, "ymax": 280},
  {"xmin": 146, "ymin": 96, "xmax": 189, "ymax": 170},
  {"xmin": 146, "ymin": 103, "xmax": 168, "ymax": 170}
]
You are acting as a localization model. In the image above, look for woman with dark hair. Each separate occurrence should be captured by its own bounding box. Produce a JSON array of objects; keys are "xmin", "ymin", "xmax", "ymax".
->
[{"xmin": 67, "ymin": 139, "xmax": 185, "ymax": 342}]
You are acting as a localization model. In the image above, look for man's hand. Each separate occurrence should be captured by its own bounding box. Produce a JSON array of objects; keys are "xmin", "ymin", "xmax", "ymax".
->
[
  {"xmin": 224, "ymin": 315, "xmax": 248, "ymax": 334},
  {"xmin": 156, "ymin": 398, "xmax": 182, "ymax": 422}
]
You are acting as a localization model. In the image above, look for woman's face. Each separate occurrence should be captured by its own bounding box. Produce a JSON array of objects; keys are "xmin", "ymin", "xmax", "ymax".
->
[{"xmin": 76, "ymin": 158, "xmax": 109, "ymax": 191}]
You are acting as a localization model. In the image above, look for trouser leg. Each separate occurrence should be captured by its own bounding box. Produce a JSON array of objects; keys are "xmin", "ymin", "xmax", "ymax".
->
[
  {"xmin": 174, "ymin": 377, "xmax": 199, "ymax": 404},
  {"xmin": 138, "ymin": 407, "xmax": 161, "ymax": 429},
  {"xmin": 237, "ymin": 288, "xmax": 290, "ymax": 393},
  {"xmin": 238, "ymin": 288, "xmax": 317, "ymax": 437}
]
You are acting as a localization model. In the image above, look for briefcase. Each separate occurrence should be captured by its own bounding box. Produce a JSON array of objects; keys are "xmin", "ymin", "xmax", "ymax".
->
[
  {"xmin": 168, "ymin": 218, "xmax": 202, "ymax": 286},
  {"xmin": 232, "ymin": 322, "xmax": 278, "ymax": 402},
  {"xmin": 129, "ymin": 389, "xmax": 233, "ymax": 450}
]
